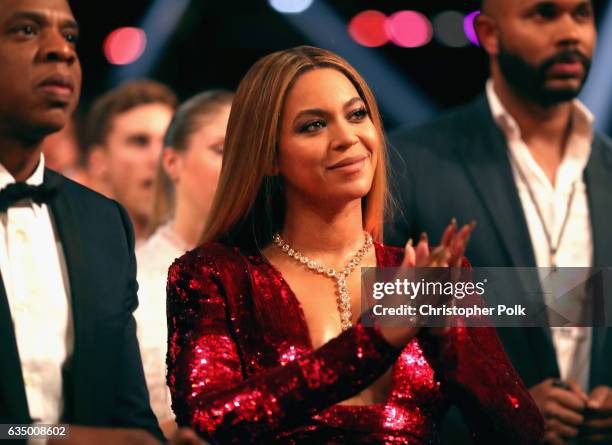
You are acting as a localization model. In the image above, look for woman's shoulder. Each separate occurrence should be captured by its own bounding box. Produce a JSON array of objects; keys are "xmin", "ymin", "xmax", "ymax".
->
[
  {"xmin": 171, "ymin": 242, "xmax": 245, "ymax": 273},
  {"xmin": 375, "ymin": 241, "xmax": 405, "ymax": 267}
]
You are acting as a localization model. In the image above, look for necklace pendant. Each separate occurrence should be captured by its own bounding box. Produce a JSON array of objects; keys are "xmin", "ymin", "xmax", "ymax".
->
[{"xmin": 272, "ymin": 231, "xmax": 373, "ymax": 333}]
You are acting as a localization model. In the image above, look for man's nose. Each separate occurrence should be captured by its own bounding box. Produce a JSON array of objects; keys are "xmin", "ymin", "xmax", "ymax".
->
[
  {"xmin": 555, "ymin": 13, "xmax": 582, "ymax": 47},
  {"xmin": 39, "ymin": 30, "xmax": 77, "ymax": 64}
]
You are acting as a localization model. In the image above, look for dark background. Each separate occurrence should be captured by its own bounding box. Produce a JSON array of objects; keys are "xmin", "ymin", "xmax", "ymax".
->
[{"xmin": 70, "ymin": 0, "xmax": 610, "ymax": 132}]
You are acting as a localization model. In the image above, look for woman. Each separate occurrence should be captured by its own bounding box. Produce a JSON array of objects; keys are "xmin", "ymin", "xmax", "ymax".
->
[
  {"xmin": 166, "ymin": 46, "xmax": 543, "ymax": 444},
  {"xmin": 135, "ymin": 90, "xmax": 232, "ymax": 437}
]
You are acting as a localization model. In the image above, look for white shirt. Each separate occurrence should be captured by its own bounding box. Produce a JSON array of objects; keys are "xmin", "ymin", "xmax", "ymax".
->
[
  {"xmin": 135, "ymin": 222, "xmax": 190, "ymax": 424},
  {"xmin": 0, "ymin": 154, "xmax": 73, "ymax": 423},
  {"xmin": 486, "ymin": 80, "xmax": 594, "ymax": 389}
]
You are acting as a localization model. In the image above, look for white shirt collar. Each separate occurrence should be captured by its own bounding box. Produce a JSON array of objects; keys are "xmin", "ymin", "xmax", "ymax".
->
[
  {"xmin": 0, "ymin": 153, "xmax": 46, "ymax": 191},
  {"xmin": 485, "ymin": 79, "xmax": 594, "ymax": 143}
]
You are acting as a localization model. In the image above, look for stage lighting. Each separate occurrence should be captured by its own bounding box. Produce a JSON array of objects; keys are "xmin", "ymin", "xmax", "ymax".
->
[
  {"xmin": 434, "ymin": 11, "xmax": 469, "ymax": 48},
  {"xmin": 463, "ymin": 11, "xmax": 480, "ymax": 47},
  {"xmin": 104, "ymin": 27, "xmax": 147, "ymax": 66},
  {"xmin": 269, "ymin": 0, "xmax": 314, "ymax": 14},
  {"xmin": 348, "ymin": 10, "xmax": 389, "ymax": 48},
  {"xmin": 386, "ymin": 11, "xmax": 432, "ymax": 48}
]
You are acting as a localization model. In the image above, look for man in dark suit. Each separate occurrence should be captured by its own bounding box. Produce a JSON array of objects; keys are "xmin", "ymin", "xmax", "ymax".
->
[
  {"xmin": 0, "ymin": 1, "xmax": 203, "ymax": 444},
  {"xmin": 388, "ymin": 0, "xmax": 612, "ymax": 443}
]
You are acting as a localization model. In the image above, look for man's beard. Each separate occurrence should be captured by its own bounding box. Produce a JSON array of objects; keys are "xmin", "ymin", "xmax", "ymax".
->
[{"xmin": 497, "ymin": 42, "xmax": 591, "ymax": 107}]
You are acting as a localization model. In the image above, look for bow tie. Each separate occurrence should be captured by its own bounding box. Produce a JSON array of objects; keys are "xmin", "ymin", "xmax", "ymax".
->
[{"xmin": 0, "ymin": 182, "xmax": 58, "ymax": 213}]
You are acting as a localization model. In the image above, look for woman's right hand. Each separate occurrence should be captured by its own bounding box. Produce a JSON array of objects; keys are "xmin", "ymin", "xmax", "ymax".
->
[{"xmin": 379, "ymin": 219, "xmax": 475, "ymax": 347}]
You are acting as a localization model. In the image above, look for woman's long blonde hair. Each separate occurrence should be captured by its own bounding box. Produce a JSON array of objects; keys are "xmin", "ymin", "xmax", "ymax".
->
[
  {"xmin": 149, "ymin": 90, "xmax": 234, "ymax": 233},
  {"xmin": 201, "ymin": 46, "xmax": 389, "ymax": 250}
]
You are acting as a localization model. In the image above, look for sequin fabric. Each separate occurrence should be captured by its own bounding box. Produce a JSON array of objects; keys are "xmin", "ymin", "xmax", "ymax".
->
[{"xmin": 167, "ymin": 242, "xmax": 544, "ymax": 444}]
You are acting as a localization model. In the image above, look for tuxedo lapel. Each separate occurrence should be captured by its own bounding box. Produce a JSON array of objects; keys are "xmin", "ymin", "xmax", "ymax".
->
[
  {"xmin": 45, "ymin": 170, "xmax": 97, "ymax": 423},
  {"xmin": 0, "ymin": 275, "xmax": 30, "ymax": 422}
]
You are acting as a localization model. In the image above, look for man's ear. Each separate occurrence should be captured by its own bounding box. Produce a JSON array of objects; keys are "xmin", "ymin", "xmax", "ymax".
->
[
  {"xmin": 474, "ymin": 13, "xmax": 500, "ymax": 57},
  {"xmin": 162, "ymin": 148, "xmax": 182, "ymax": 182},
  {"xmin": 87, "ymin": 144, "xmax": 110, "ymax": 180}
]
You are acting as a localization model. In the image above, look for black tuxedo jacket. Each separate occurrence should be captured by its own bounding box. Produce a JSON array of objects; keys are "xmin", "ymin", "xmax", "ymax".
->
[
  {"xmin": 0, "ymin": 169, "xmax": 162, "ymax": 440},
  {"xmin": 387, "ymin": 95, "xmax": 612, "ymax": 441}
]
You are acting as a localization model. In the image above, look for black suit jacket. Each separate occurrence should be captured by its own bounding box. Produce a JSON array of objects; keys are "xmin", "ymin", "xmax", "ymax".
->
[
  {"xmin": 387, "ymin": 95, "xmax": 612, "ymax": 440},
  {"xmin": 0, "ymin": 169, "xmax": 163, "ymax": 440}
]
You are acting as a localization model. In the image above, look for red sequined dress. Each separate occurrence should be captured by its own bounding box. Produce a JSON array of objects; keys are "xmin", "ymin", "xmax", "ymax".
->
[{"xmin": 166, "ymin": 242, "xmax": 544, "ymax": 444}]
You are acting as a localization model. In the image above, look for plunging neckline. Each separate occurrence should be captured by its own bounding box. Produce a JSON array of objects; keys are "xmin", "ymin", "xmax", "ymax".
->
[
  {"xmin": 253, "ymin": 241, "xmax": 394, "ymax": 409},
  {"xmin": 256, "ymin": 241, "xmax": 385, "ymax": 347}
]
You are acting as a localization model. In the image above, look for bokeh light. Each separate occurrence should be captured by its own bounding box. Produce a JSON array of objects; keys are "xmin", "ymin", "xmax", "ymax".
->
[
  {"xmin": 386, "ymin": 11, "xmax": 433, "ymax": 48},
  {"xmin": 269, "ymin": 0, "xmax": 314, "ymax": 14},
  {"xmin": 348, "ymin": 10, "xmax": 390, "ymax": 48},
  {"xmin": 434, "ymin": 11, "xmax": 469, "ymax": 48},
  {"xmin": 464, "ymin": 11, "xmax": 481, "ymax": 46},
  {"xmin": 104, "ymin": 27, "xmax": 147, "ymax": 65}
]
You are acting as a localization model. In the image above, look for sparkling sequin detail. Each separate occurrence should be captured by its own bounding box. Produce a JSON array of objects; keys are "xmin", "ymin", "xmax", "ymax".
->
[{"xmin": 166, "ymin": 242, "xmax": 543, "ymax": 444}]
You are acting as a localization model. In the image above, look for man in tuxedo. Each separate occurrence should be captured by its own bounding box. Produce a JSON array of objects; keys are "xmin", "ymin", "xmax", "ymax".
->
[
  {"xmin": 0, "ymin": 1, "xmax": 203, "ymax": 444},
  {"xmin": 388, "ymin": 0, "xmax": 612, "ymax": 443}
]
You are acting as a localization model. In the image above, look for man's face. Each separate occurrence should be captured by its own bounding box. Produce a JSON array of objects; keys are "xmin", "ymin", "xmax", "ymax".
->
[
  {"xmin": 101, "ymin": 103, "xmax": 173, "ymax": 226},
  {"xmin": 493, "ymin": 0, "xmax": 596, "ymax": 106},
  {"xmin": 0, "ymin": 0, "xmax": 81, "ymax": 140}
]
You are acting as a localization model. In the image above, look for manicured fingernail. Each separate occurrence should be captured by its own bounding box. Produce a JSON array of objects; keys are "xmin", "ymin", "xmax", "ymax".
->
[
  {"xmin": 451, "ymin": 217, "xmax": 457, "ymax": 226},
  {"xmin": 470, "ymin": 220, "xmax": 477, "ymax": 229},
  {"xmin": 589, "ymin": 400, "xmax": 602, "ymax": 409},
  {"xmin": 407, "ymin": 238, "xmax": 413, "ymax": 247},
  {"xmin": 420, "ymin": 232, "xmax": 428, "ymax": 243}
]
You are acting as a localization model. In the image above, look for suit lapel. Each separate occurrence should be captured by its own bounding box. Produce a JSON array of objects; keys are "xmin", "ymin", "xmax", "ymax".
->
[
  {"xmin": 45, "ymin": 170, "xmax": 97, "ymax": 423},
  {"xmin": 584, "ymin": 136, "xmax": 612, "ymax": 388},
  {"xmin": 585, "ymin": 135, "xmax": 612, "ymax": 267},
  {"xmin": 458, "ymin": 96, "xmax": 537, "ymax": 269},
  {"xmin": 0, "ymin": 275, "xmax": 30, "ymax": 421},
  {"xmin": 458, "ymin": 97, "xmax": 557, "ymax": 378}
]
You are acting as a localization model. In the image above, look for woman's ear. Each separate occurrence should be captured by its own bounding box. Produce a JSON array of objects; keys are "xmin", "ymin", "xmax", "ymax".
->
[
  {"xmin": 162, "ymin": 148, "xmax": 182, "ymax": 182},
  {"xmin": 267, "ymin": 156, "xmax": 280, "ymax": 176}
]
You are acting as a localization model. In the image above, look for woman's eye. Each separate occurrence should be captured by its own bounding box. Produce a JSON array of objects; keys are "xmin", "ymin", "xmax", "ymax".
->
[
  {"xmin": 211, "ymin": 145, "xmax": 224, "ymax": 154},
  {"xmin": 300, "ymin": 120, "xmax": 326, "ymax": 133},
  {"xmin": 350, "ymin": 108, "xmax": 368, "ymax": 120}
]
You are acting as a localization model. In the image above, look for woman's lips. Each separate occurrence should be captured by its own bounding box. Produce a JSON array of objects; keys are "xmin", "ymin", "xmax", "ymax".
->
[{"xmin": 328, "ymin": 154, "xmax": 368, "ymax": 174}]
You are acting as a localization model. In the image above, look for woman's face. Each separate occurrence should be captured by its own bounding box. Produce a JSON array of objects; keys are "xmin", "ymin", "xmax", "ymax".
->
[
  {"xmin": 277, "ymin": 68, "xmax": 380, "ymax": 208},
  {"xmin": 174, "ymin": 103, "xmax": 231, "ymax": 217}
]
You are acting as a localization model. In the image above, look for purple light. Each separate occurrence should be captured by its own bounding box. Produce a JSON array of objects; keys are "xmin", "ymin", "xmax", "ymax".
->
[{"xmin": 464, "ymin": 11, "xmax": 480, "ymax": 47}]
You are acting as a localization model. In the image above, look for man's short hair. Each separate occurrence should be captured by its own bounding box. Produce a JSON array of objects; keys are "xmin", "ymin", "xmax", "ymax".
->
[{"xmin": 85, "ymin": 79, "xmax": 177, "ymax": 149}]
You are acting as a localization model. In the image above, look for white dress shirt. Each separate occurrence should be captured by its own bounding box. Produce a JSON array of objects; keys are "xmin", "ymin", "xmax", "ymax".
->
[
  {"xmin": 135, "ymin": 222, "xmax": 190, "ymax": 424},
  {"xmin": 486, "ymin": 80, "xmax": 594, "ymax": 390},
  {"xmin": 0, "ymin": 155, "xmax": 73, "ymax": 423}
]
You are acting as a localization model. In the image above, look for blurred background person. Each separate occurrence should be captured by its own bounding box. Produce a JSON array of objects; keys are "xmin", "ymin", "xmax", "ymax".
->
[
  {"xmin": 84, "ymin": 79, "xmax": 177, "ymax": 242},
  {"xmin": 135, "ymin": 89, "xmax": 232, "ymax": 438},
  {"xmin": 388, "ymin": 0, "xmax": 612, "ymax": 444},
  {"xmin": 40, "ymin": 118, "xmax": 81, "ymax": 174}
]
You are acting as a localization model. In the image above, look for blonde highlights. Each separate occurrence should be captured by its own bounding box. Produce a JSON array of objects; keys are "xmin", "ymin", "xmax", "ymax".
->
[{"xmin": 202, "ymin": 46, "xmax": 389, "ymax": 249}]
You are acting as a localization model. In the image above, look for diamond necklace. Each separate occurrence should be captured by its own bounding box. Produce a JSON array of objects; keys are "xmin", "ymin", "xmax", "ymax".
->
[{"xmin": 272, "ymin": 232, "xmax": 373, "ymax": 331}]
